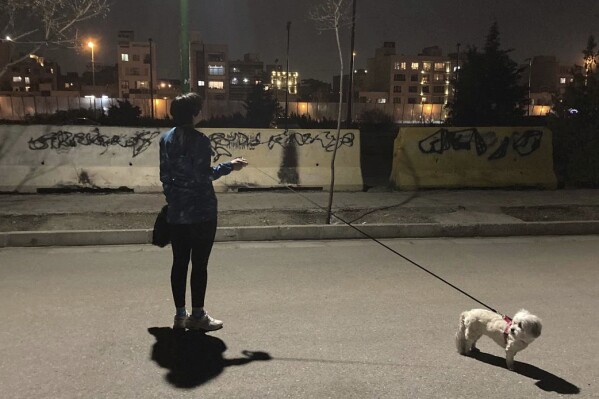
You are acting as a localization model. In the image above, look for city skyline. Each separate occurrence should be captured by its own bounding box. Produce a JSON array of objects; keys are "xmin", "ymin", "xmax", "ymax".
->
[{"xmin": 17, "ymin": 0, "xmax": 599, "ymax": 82}]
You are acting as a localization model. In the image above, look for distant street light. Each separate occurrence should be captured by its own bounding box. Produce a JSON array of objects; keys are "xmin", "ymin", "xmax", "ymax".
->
[{"xmin": 87, "ymin": 40, "xmax": 96, "ymax": 88}]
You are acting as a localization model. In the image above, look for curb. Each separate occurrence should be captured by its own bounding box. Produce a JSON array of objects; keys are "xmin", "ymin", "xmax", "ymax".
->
[{"xmin": 2, "ymin": 221, "xmax": 599, "ymax": 247}]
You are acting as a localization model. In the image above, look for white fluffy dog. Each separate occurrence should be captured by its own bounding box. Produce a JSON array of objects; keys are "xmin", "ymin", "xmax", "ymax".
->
[{"xmin": 455, "ymin": 309, "xmax": 542, "ymax": 370}]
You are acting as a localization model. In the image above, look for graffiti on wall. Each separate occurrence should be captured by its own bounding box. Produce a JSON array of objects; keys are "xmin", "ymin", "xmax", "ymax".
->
[
  {"xmin": 28, "ymin": 128, "xmax": 160, "ymax": 157},
  {"xmin": 26, "ymin": 128, "xmax": 356, "ymax": 162},
  {"xmin": 209, "ymin": 130, "xmax": 355, "ymax": 162},
  {"xmin": 418, "ymin": 128, "xmax": 543, "ymax": 160}
]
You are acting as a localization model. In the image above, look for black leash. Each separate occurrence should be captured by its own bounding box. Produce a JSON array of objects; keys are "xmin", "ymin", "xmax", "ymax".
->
[{"xmin": 251, "ymin": 166, "xmax": 501, "ymax": 315}]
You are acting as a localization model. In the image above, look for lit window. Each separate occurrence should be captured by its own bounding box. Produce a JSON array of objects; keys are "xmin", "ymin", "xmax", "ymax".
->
[
  {"xmin": 208, "ymin": 81, "xmax": 224, "ymax": 89},
  {"xmin": 208, "ymin": 65, "xmax": 225, "ymax": 76},
  {"xmin": 377, "ymin": 98, "xmax": 387, "ymax": 104},
  {"xmin": 434, "ymin": 62, "xmax": 444, "ymax": 71},
  {"xmin": 400, "ymin": 62, "xmax": 406, "ymax": 70},
  {"xmin": 121, "ymin": 54, "xmax": 129, "ymax": 62},
  {"xmin": 423, "ymin": 62, "xmax": 431, "ymax": 71},
  {"xmin": 231, "ymin": 77, "xmax": 238, "ymax": 85},
  {"xmin": 560, "ymin": 77, "xmax": 566, "ymax": 84},
  {"xmin": 421, "ymin": 75, "xmax": 430, "ymax": 84},
  {"xmin": 25, "ymin": 77, "xmax": 30, "ymax": 84},
  {"xmin": 421, "ymin": 97, "xmax": 427, "ymax": 103},
  {"xmin": 411, "ymin": 62, "xmax": 419, "ymax": 70},
  {"xmin": 198, "ymin": 80, "xmax": 205, "ymax": 87},
  {"xmin": 243, "ymin": 77, "xmax": 249, "ymax": 84},
  {"xmin": 136, "ymin": 81, "xmax": 148, "ymax": 89},
  {"xmin": 13, "ymin": 76, "xmax": 22, "ymax": 83}
]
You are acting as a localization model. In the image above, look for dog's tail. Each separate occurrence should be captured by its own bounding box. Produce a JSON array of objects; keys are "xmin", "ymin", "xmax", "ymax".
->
[{"xmin": 455, "ymin": 312, "xmax": 468, "ymax": 354}]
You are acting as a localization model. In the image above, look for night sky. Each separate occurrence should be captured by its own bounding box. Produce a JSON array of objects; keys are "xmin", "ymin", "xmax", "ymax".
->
[{"xmin": 54, "ymin": 0, "xmax": 599, "ymax": 83}]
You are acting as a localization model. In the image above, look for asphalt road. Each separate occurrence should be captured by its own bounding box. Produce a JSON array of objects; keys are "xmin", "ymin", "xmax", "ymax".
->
[{"xmin": 1, "ymin": 237, "xmax": 598, "ymax": 398}]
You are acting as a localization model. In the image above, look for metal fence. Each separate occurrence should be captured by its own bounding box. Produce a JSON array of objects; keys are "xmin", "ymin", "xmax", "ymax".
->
[{"xmin": 0, "ymin": 95, "xmax": 551, "ymax": 124}]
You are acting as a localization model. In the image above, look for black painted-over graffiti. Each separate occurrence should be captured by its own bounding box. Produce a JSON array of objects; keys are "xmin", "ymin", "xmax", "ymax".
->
[
  {"xmin": 28, "ymin": 128, "xmax": 160, "ymax": 157},
  {"xmin": 209, "ymin": 130, "xmax": 355, "ymax": 162},
  {"xmin": 417, "ymin": 128, "xmax": 543, "ymax": 160}
]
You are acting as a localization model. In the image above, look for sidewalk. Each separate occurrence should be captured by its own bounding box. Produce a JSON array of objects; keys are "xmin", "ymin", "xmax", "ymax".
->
[{"xmin": 1, "ymin": 188, "xmax": 599, "ymax": 247}]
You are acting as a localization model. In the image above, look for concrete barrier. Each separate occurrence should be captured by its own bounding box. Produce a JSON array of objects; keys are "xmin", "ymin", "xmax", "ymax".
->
[
  {"xmin": 0, "ymin": 125, "xmax": 362, "ymax": 192},
  {"xmin": 390, "ymin": 126, "xmax": 557, "ymax": 189}
]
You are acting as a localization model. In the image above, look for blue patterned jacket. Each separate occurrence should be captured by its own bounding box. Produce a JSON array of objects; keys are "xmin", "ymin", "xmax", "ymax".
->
[{"xmin": 159, "ymin": 127, "xmax": 233, "ymax": 224}]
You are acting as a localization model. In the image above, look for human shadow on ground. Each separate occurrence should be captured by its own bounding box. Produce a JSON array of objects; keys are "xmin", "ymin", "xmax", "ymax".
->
[
  {"xmin": 148, "ymin": 327, "xmax": 272, "ymax": 389},
  {"xmin": 471, "ymin": 351, "xmax": 580, "ymax": 394}
]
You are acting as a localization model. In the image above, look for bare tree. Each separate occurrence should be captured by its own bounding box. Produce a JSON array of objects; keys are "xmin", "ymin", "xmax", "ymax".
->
[
  {"xmin": 0, "ymin": 0, "xmax": 109, "ymax": 78},
  {"xmin": 309, "ymin": 0, "xmax": 351, "ymax": 224}
]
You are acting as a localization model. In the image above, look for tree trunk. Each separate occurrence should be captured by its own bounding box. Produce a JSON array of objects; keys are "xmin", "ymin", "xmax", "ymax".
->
[{"xmin": 326, "ymin": 23, "xmax": 344, "ymax": 224}]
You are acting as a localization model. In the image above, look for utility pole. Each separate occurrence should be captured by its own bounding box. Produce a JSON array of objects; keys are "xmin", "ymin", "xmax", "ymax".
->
[
  {"xmin": 455, "ymin": 42, "xmax": 461, "ymax": 106},
  {"xmin": 148, "ymin": 38, "xmax": 155, "ymax": 119},
  {"xmin": 346, "ymin": 0, "xmax": 357, "ymax": 128},
  {"xmin": 285, "ymin": 21, "xmax": 291, "ymax": 132},
  {"xmin": 180, "ymin": 0, "xmax": 190, "ymax": 93}
]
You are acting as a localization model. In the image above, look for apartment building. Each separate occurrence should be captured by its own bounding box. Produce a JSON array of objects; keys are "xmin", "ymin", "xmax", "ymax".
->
[
  {"xmin": 117, "ymin": 30, "xmax": 157, "ymax": 98},
  {"xmin": 189, "ymin": 33, "xmax": 229, "ymax": 102},
  {"xmin": 229, "ymin": 53, "xmax": 265, "ymax": 101},
  {"xmin": 364, "ymin": 42, "xmax": 453, "ymax": 106}
]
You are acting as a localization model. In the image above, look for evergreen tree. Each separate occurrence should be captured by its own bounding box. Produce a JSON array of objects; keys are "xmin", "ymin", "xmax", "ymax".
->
[
  {"xmin": 447, "ymin": 22, "xmax": 528, "ymax": 126},
  {"xmin": 550, "ymin": 35, "xmax": 599, "ymax": 187},
  {"xmin": 243, "ymin": 83, "xmax": 281, "ymax": 128},
  {"xmin": 104, "ymin": 100, "xmax": 142, "ymax": 126}
]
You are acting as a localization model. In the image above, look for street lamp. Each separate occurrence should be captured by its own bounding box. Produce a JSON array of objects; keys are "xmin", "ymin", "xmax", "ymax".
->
[{"xmin": 87, "ymin": 41, "xmax": 96, "ymax": 88}]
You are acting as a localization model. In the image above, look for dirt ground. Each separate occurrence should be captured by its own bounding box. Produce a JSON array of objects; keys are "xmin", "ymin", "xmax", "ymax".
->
[{"xmin": 2, "ymin": 205, "xmax": 599, "ymax": 232}]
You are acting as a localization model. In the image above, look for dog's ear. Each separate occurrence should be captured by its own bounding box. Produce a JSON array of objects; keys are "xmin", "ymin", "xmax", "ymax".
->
[{"xmin": 530, "ymin": 321, "xmax": 542, "ymax": 338}]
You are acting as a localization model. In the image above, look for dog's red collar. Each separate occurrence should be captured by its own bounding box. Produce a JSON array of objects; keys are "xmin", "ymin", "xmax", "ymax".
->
[{"xmin": 503, "ymin": 315, "xmax": 513, "ymax": 343}]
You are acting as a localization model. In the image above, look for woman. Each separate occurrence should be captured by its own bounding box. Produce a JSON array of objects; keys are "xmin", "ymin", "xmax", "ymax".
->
[{"xmin": 160, "ymin": 92, "xmax": 247, "ymax": 331}]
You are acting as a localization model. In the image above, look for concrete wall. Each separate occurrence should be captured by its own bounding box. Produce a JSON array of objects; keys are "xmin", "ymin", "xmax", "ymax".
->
[
  {"xmin": 0, "ymin": 125, "xmax": 362, "ymax": 193},
  {"xmin": 390, "ymin": 126, "xmax": 557, "ymax": 189}
]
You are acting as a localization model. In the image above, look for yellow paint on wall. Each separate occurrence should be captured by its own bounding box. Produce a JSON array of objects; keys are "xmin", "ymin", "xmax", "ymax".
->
[{"xmin": 390, "ymin": 126, "xmax": 557, "ymax": 190}]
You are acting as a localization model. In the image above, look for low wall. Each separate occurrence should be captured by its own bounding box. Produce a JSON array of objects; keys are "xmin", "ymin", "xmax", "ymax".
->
[
  {"xmin": 390, "ymin": 126, "xmax": 557, "ymax": 189},
  {"xmin": 0, "ymin": 125, "xmax": 362, "ymax": 193}
]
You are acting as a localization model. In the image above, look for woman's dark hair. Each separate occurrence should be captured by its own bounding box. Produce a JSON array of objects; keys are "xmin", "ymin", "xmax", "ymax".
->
[{"xmin": 170, "ymin": 92, "xmax": 203, "ymax": 126}]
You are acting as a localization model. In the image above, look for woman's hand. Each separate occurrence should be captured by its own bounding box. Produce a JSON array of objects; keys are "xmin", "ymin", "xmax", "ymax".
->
[{"xmin": 230, "ymin": 157, "xmax": 248, "ymax": 171}]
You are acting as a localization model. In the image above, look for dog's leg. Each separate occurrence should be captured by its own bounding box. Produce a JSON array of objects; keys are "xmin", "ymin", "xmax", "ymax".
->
[
  {"xmin": 464, "ymin": 329, "xmax": 482, "ymax": 355},
  {"xmin": 455, "ymin": 314, "xmax": 468, "ymax": 354},
  {"xmin": 505, "ymin": 341, "xmax": 527, "ymax": 371},
  {"xmin": 505, "ymin": 349, "xmax": 516, "ymax": 370}
]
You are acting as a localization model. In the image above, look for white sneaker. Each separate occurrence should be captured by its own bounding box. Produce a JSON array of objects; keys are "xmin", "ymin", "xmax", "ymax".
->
[
  {"xmin": 186, "ymin": 312, "xmax": 223, "ymax": 331},
  {"xmin": 173, "ymin": 311, "xmax": 189, "ymax": 329}
]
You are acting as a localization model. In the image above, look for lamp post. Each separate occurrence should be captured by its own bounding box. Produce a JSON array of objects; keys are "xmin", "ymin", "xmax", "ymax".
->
[
  {"xmin": 148, "ymin": 38, "xmax": 155, "ymax": 119},
  {"xmin": 87, "ymin": 41, "xmax": 96, "ymax": 88},
  {"xmin": 346, "ymin": 0, "xmax": 357, "ymax": 128},
  {"xmin": 285, "ymin": 21, "xmax": 291, "ymax": 131},
  {"xmin": 180, "ymin": 0, "xmax": 190, "ymax": 93}
]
